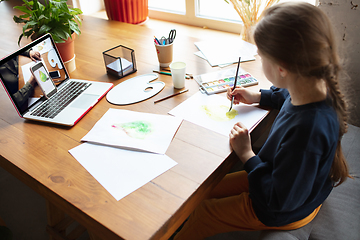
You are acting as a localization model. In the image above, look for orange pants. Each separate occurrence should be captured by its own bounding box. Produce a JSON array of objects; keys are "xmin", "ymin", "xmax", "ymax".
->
[{"xmin": 174, "ymin": 170, "xmax": 321, "ymax": 240}]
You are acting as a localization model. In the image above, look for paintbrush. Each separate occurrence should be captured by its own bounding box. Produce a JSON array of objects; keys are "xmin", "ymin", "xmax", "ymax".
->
[
  {"xmin": 154, "ymin": 89, "xmax": 189, "ymax": 104},
  {"xmin": 229, "ymin": 57, "xmax": 241, "ymax": 112}
]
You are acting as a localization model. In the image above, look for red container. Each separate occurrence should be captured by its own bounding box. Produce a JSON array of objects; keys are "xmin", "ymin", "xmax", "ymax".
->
[{"xmin": 104, "ymin": 0, "xmax": 148, "ymax": 24}]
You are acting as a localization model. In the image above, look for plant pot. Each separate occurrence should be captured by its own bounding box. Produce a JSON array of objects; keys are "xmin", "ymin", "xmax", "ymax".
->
[
  {"xmin": 104, "ymin": 0, "xmax": 148, "ymax": 24},
  {"xmin": 56, "ymin": 33, "xmax": 76, "ymax": 63},
  {"xmin": 55, "ymin": 33, "xmax": 76, "ymax": 72}
]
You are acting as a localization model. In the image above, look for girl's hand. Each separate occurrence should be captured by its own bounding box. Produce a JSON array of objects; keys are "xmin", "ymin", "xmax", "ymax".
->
[
  {"xmin": 227, "ymin": 86, "xmax": 261, "ymax": 105},
  {"xmin": 29, "ymin": 75, "xmax": 37, "ymax": 87},
  {"xmin": 229, "ymin": 122, "xmax": 255, "ymax": 163},
  {"xmin": 29, "ymin": 50, "xmax": 41, "ymax": 61}
]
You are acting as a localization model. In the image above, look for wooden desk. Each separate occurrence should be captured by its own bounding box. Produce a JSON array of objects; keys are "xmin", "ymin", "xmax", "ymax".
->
[{"xmin": 0, "ymin": 1, "xmax": 275, "ymax": 239}]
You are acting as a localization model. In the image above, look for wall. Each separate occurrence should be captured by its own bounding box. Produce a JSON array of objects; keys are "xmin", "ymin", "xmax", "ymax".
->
[
  {"xmin": 38, "ymin": 0, "xmax": 104, "ymax": 14},
  {"xmin": 319, "ymin": 0, "xmax": 360, "ymax": 127},
  {"xmin": 67, "ymin": 0, "xmax": 104, "ymax": 15}
]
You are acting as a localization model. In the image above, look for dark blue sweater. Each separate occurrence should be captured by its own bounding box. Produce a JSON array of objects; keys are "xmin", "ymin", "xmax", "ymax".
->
[{"xmin": 244, "ymin": 86, "xmax": 339, "ymax": 226}]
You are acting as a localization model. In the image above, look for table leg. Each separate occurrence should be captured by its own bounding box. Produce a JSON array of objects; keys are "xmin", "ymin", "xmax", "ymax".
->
[
  {"xmin": 46, "ymin": 200, "xmax": 66, "ymax": 240},
  {"xmin": 88, "ymin": 230, "xmax": 103, "ymax": 240}
]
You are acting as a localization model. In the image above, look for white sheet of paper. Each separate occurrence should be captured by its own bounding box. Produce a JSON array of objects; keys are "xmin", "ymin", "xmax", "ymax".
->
[
  {"xmin": 194, "ymin": 51, "xmax": 233, "ymax": 68},
  {"xmin": 81, "ymin": 108, "xmax": 183, "ymax": 154},
  {"xmin": 21, "ymin": 61, "xmax": 34, "ymax": 84},
  {"xmin": 107, "ymin": 58, "xmax": 132, "ymax": 73},
  {"xmin": 194, "ymin": 39, "xmax": 257, "ymax": 67},
  {"xmin": 69, "ymin": 143, "xmax": 177, "ymax": 201},
  {"xmin": 168, "ymin": 92, "xmax": 268, "ymax": 136}
]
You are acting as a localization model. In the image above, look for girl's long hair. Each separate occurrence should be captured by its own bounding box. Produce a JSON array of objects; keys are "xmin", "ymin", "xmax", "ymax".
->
[{"xmin": 254, "ymin": 2, "xmax": 350, "ymax": 186}]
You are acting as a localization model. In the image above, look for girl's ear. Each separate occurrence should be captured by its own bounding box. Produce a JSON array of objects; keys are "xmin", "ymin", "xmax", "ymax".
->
[{"xmin": 278, "ymin": 65, "xmax": 288, "ymax": 79}]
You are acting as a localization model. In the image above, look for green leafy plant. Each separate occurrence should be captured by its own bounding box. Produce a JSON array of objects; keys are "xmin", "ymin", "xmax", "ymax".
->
[{"xmin": 13, "ymin": 0, "xmax": 82, "ymax": 45}]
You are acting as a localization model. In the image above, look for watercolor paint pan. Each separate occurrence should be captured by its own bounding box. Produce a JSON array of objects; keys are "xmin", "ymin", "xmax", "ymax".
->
[{"xmin": 198, "ymin": 72, "xmax": 258, "ymax": 95}]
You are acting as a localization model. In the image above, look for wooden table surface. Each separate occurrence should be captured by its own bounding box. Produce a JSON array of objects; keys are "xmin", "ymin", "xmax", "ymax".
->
[{"xmin": 0, "ymin": 1, "xmax": 274, "ymax": 239}]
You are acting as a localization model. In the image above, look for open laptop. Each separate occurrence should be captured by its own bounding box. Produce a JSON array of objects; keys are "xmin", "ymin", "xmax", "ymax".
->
[{"xmin": 0, "ymin": 33, "xmax": 113, "ymax": 126}]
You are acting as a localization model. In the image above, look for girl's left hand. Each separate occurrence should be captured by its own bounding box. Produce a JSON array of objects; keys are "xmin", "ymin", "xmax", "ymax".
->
[
  {"xmin": 229, "ymin": 122, "xmax": 255, "ymax": 163},
  {"xmin": 29, "ymin": 75, "xmax": 37, "ymax": 87}
]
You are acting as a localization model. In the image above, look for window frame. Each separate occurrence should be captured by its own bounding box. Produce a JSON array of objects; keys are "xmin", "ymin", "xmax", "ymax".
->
[
  {"xmin": 148, "ymin": 0, "xmax": 243, "ymax": 34},
  {"xmin": 149, "ymin": 0, "xmax": 318, "ymax": 34}
]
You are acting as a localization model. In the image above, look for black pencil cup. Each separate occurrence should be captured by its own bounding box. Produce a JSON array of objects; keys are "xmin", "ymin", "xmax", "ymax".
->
[{"xmin": 103, "ymin": 45, "xmax": 137, "ymax": 78}]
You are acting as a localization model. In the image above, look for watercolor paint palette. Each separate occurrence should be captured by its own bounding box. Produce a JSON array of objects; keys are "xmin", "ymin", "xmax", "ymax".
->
[{"xmin": 194, "ymin": 67, "xmax": 258, "ymax": 95}]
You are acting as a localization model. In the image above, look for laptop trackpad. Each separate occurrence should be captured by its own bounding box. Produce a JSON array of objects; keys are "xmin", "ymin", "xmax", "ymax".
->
[{"xmin": 71, "ymin": 94, "xmax": 98, "ymax": 109}]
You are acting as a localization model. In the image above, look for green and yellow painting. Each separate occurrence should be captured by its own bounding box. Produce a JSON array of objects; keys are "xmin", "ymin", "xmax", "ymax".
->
[
  {"xmin": 39, "ymin": 70, "xmax": 47, "ymax": 82},
  {"xmin": 111, "ymin": 121, "xmax": 153, "ymax": 139},
  {"xmin": 201, "ymin": 105, "xmax": 238, "ymax": 122}
]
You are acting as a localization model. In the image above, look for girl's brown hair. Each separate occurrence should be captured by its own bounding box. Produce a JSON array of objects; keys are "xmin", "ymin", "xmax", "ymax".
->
[{"xmin": 254, "ymin": 2, "xmax": 350, "ymax": 186}]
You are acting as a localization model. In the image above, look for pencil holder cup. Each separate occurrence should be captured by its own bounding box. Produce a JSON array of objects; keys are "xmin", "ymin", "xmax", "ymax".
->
[
  {"xmin": 154, "ymin": 42, "xmax": 173, "ymax": 67},
  {"xmin": 103, "ymin": 45, "xmax": 137, "ymax": 78}
]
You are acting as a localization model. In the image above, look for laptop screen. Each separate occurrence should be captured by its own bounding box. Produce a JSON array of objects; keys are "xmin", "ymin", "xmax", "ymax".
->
[{"xmin": 0, "ymin": 34, "xmax": 69, "ymax": 115}]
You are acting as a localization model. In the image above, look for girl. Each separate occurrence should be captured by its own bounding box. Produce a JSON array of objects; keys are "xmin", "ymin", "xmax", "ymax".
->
[{"xmin": 173, "ymin": 2, "xmax": 350, "ymax": 239}]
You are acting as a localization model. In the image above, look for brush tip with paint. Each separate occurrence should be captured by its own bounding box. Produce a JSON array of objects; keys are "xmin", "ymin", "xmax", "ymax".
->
[{"xmin": 229, "ymin": 97, "xmax": 234, "ymax": 112}]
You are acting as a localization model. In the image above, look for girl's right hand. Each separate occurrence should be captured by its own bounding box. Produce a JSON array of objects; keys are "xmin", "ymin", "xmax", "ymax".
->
[
  {"xmin": 227, "ymin": 86, "xmax": 261, "ymax": 105},
  {"xmin": 29, "ymin": 50, "xmax": 41, "ymax": 62}
]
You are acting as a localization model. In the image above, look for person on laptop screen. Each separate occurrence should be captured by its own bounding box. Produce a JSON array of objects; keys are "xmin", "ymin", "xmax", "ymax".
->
[{"xmin": 0, "ymin": 49, "xmax": 41, "ymax": 111}]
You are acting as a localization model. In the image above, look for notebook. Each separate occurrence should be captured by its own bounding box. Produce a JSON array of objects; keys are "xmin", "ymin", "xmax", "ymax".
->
[{"xmin": 0, "ymin": 34, "xmax": 113, "ymax": 126}]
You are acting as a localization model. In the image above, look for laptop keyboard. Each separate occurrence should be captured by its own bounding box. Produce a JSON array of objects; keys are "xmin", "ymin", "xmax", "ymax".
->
[{"xmin": 31, "ymin": 81, "xmax": 92, "ymax": 119}]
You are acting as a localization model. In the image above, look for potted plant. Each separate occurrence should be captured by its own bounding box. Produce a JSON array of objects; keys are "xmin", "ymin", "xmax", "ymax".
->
[{"xmin": 13, "ymin": 0, "xmax": 82, "ymax": 71}]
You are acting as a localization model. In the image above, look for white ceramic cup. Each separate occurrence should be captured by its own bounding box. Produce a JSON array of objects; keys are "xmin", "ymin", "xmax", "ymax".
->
[{"xmin": 169, "ymin": 61, "xmax": 186, "ymax": 89}]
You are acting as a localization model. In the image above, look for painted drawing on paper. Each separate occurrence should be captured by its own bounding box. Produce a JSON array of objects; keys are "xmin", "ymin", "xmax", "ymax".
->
[
  {"xmin": 168, "ymin": 92, "xmax": 268, "ymax": 137},
  {"xmin": 81, "ymin": 108, "xmax": 183, "ymax": 154},
  {"xmin": 201, "ymin": 105, "xmax": 238, "ymax": 121},
  {"xmin": 111, "ymin": 121, "xmax": 153, "ymax": 139}
]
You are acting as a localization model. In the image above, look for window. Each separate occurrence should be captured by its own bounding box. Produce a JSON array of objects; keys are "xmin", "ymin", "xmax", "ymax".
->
[
  {"xmin": 148, "ymin": 0, "xmax": 186, "ymax": 14},
  {"xmin": 148, "ymin": 0, "xmax": 241, "ymax": 33},
  {"xmin": 197, "ymin": 0, "xmax": 243, "ymax": 23},
  {"xmin": 148, "ymin": 0, "xmax": 317, "ymax": 33}
]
